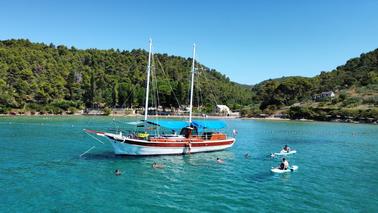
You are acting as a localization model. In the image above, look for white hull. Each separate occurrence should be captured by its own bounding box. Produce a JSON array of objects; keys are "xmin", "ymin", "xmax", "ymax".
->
[{"xmin": 110, "ymin": 139, "xmax": 235, "ymax": 155}]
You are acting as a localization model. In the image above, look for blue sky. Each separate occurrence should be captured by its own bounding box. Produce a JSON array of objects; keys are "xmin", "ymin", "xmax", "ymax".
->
[{"xmin": 1, "ymin": 0, "xmax": 378, "ymax": 84}]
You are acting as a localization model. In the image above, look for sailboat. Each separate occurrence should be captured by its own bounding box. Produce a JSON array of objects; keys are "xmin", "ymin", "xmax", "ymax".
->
[{"xmin": 85, "ymin": 39, "xmax": 236, "ymax": 155}]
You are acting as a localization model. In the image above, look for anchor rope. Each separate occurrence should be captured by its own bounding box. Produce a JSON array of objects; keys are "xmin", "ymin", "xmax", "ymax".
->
[
  {"xmin": 84, "ymin": 130, "xmax": 105, "ymax": 144},
  {"xmin": 79, "ymin": 145, "xmax": 96, "ymax": 158}
]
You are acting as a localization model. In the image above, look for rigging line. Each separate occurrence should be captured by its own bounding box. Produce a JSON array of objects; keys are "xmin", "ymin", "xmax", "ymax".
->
[
  {"xmin": 198, "ymin": 67, "xmax": 207, "ymax": 105},
  {"xmin": 151, "ymin": 52, "xmax": 160, "ymax": 135},
  {"xmin": 187, "ymin": 66, "xmax": 191, "ymax": 108},
  {"xmin": 152, "ymin": 53, "xmax": 160, "ymax": 114},
  {"xmin": 193, "ymin": 55, "xmax": 218, "ymax": 105},
  {"xmin": 199, "ymin": 65, "xmax": 219, "ymax": 106},
  {"xmin": 150, "ymin": 53, "xmax": 156, "ymax": 111},
  {"xmin": 117, "ymin": 63, "xmax": 137, "ymax": 108},
  {"xmin": 195, "ymin": 65, "xmax": 201, "ymax": 111},
  {"xmin": 194, "ymin": 54, "xmax": 201, "ymax": 116},
  {"xmin": 196, "ymin": 68, "xmax": 207, "ymax": 121},
  {"xmin": 155, "ymin": 57, "xmax": 181, "ymax": 108},
  {"xmin": 111, "ymin": 84, "xmax": 117, "ymax": 132},
  {"xmin": 79, "ymin": 146, "xmax": 96, "ymax": 158},
  {"xmin": 84, "ymin": 130, "xmax": 105, "ymax": 144},
  {"xmin": 199, "ymin": 71, "xmax": 205, "ymax": 110},
  {"xmin": 119, "ymin": 85, "xmax": 135, "ymax": 109},
  {"xmin": 192, "ymin": 64, "xmax": 201, "ymax": 118}
]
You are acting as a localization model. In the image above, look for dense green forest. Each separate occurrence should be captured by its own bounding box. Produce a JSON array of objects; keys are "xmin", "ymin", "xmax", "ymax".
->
[
  {"xmin": 1, "ymin": 39, "xmax": 377, "ymax": 122},
  {"xmin": 242, "ymin": 48, "xmax": 378, "ymax": 121},
  {"xmin": 0, "ymin": 39, "xmax": 251, "ymax": 114}
]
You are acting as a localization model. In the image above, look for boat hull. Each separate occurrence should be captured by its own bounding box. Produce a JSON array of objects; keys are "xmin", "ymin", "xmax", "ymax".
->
[{"xmin": 110, "ymin": 138, "xmax": 235, "ymax": 155}]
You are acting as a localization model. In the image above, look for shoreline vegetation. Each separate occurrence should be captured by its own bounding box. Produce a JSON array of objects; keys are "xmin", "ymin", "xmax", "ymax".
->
[
  {"xmin": 0, "ymin": 39, "xmax": 377, "ymax": 124},
  {"xmin": 1, "ymin": 109, "xmax": 376, "ymax": 125}
]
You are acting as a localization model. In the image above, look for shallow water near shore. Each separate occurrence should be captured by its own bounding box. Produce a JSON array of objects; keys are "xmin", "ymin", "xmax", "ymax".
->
[{"xmin": 0, "ymin": 116, "xmax": 377, "ymax": 212}]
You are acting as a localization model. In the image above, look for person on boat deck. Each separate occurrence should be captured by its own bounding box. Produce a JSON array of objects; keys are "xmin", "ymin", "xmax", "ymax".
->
[
  {"xmin": 279, "ymin": 158, "xmax": 289, "ymax": 170},
  {"xmin": 281, "ymin": 145, "xmax": 291, "ymax": 153}
]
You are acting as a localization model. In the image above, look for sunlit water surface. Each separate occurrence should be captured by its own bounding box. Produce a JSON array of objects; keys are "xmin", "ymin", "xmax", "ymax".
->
[{"xmin": 0, "ymin": 116, "xmax": 377, "ymax": 212}]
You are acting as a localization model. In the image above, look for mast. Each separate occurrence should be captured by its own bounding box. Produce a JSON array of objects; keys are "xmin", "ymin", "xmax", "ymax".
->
[
  {"xmin": 144, "ymin": 38, "xmax": 153, "ymax": 121},
  {"xmin": 189, "ymin": 43, "xmax": 196, "ymax": 123}
]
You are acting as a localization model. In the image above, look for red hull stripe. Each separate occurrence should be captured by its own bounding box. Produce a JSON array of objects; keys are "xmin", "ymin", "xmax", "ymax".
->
[{"xmin": 118, "ymin": 139, "xmax": 234, "ymax": 147}]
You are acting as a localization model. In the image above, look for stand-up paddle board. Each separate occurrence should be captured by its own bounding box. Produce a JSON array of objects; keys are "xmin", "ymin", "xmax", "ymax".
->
[
  {"xmin": 271, "ymin": 165, "xmax": 298, "ymax": 173},
  {"xmin": 274, "ymin": 150, "xmax": 297, "ymax": 156}
]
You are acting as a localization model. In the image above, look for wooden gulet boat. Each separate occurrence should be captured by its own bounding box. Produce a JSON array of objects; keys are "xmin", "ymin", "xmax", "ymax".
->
[
  {"xmin": 85, "ymin": 40, "xmax": 236, "ymax": 155},
  {"xmin": 85, "ymin": 120, "xmax": 236, "ymax": 155}
]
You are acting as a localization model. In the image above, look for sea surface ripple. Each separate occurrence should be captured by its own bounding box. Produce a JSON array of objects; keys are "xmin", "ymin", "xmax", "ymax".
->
[{"xmin": 0, "ymin": 116, "xmax": 377, "ymax": 212}]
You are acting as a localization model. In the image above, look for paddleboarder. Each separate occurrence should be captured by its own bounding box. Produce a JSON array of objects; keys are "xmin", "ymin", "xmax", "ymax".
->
[{"xmin": 279, "ymin": 158, "xmax": 289, "ymax": 170}]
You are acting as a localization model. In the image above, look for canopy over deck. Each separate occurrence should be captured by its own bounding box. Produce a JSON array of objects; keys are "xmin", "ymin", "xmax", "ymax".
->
[{"xmin": 143, "ymin": 120, "xmax": 226, "ymax": 131}]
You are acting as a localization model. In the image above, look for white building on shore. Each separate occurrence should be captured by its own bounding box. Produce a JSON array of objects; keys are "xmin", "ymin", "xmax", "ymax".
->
[
  {"xmin": 215, "ymin": 105, "xmax": 231, "ymax": 116},
  {"xmin": 314, "ymin": 91, "xmax": 335, "ymax": 100}
]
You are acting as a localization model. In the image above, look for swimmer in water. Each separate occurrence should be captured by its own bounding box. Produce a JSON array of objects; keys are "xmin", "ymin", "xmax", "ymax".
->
[
  {"xmin": 114, "ymin": 169, "xmax": 122, "ymax": 176},
  {"xmin": 216, "ymin": 157, "xmax": 224, "ymax": 164},
  {"xmin": 152, "ymin": 162, "xmax": 165, "ymax": 169},
  {"xmin": 281, "ymin": 145, "xmax": 291, "ymax": 153},
  {"xmin": 244, "ymin": 153, "xmax": 250, "ymax": 159}
]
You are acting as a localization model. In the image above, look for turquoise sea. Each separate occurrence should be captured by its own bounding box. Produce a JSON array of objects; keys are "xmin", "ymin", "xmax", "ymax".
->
[{"xmin": 0, "ymin": 116, "xmax": 377, "ymax": 212}]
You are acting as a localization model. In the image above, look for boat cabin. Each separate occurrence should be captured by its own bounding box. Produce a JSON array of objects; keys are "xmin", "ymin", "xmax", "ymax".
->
[
  {"xmin": 131, "ymin": 120, "xmax": 228, "ymax": 141},
  {"xmin": 178, "ymin": 126, "xmax": 226, "ymax": 140},
  {"xmin": 180, "ymin": 126, "xmax": 196, "ymax": 138}
]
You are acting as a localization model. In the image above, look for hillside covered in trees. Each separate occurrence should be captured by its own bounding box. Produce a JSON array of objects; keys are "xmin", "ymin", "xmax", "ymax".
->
[
  {"xmin": 0, "ymin": 39, "xmax": 251, "ymax": 114},
  {"xmin": 1, "ymin": 39, "xmax": 377, "ymax": 122},
  {"xmin": 243, "ymin": 48, "xmax": 378, "ymax": 122}
]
